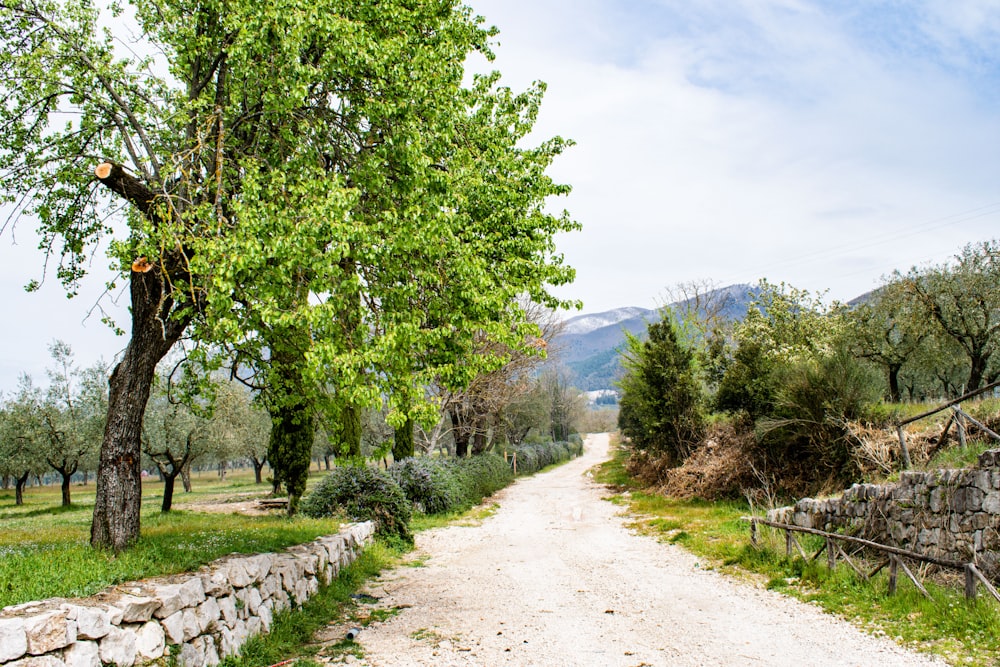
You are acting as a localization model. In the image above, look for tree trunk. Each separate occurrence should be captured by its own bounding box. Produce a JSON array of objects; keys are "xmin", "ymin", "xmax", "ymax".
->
[
  {"xmin": 451, "ymin": 410, "xmax": 469, "ymax": 458},
  {"xmin": 887, "ymin": 364, "xmax": 902, "ymax": 403},
  {"xmin": 161, "ymin": 472, "xmax": 178, "ymax": 512},
  {"xmin": 181, "ymin": 463, "xmax": 192, "ymax": 492},
  {"xmin": 341, "ymin": 403, "xmax": 362, "ymax": 459},
  {"xmin": 91, "ymin": 265, "xmax": 188, "ymax": 551},
  {"xmin": 61, "ymin": 471, "xmax": 72, "ymax": 507},
  {"xmin": 969, "ymin": 353, "xmax": 987, "ymax": 393},
  {"xmin": 251, "ymin": 457, "xmax": 266, "ymax": 484},
  {"xmin": 393, "ymin": 417, "xmax": 415, "ymax": 461},
  {"xmin": 14, "ymin": 471, "xmax": 29, "ymax": 506}
]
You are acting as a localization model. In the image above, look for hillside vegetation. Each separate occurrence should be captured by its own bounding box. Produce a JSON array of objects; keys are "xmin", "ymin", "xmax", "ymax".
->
[{"xmin": 617, "ymin": 241, "xmax": 1000, "ymax": 499}]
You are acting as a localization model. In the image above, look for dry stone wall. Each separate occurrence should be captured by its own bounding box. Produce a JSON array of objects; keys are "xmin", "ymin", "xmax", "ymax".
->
[
  {"xmin": 0, "ymin": 522, "xmax": 375, "ymax": 667},
  {"xmin": 768, "ymin": 450, "xmax": 1000, "ymax": 579}
]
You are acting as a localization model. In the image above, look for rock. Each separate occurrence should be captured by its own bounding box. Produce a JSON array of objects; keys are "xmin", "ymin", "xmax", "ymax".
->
[
  {"xmin": 199, "ymin": 571, "xmax": 232, "ymax": 598},
  {"xmin": 195, "ymin": 597, "xmax": 221, "ymax": 634},
  {"xmin": 243, "ymin": 555, "xmax": 273, "ymax": 584},
  {"xmin": 61, "ymin": 605, "xmax": 111, "ymax": 641},
  {"xmin": 99, "ymin": 625, "xmax": 137, "ymax": 667},
  {"xmin": 983, "ymin": 491, "xmax": 1000, "ymax": 514},
  {"xmin": 152, "ymin": 578, "xmax": 206, "ymax": 619},
  {"xmin": 63, "ymin": 639, "xmax": 100, "ymax": 667},
  {"xmin": 181, "ymin": 608, "xmax": 200, "ymax": 642},
  {"xmin": 135, "ymin": 621, "xmax": 166, "ymax": 661},
  {"xmin": 196, "ymin": 635, "xmax": 220, "ymax": 667},
  {"xmin": 218, "ymin": 595, "xmax": 238, "ymax": 628},
  {"xmin": 24, "ymin": 610, "xmax": 76, "ymax": 655},
  {"xmin": 257, "ymin": 603, "xmax": 273, "ymax": 633},
  {"xmin": 179, "ymin": 642, "xmax": 205, "ymax": 667},
  {"xmin": 160, "ymin": 610, "xmax": 185, "ymax": 645},
  {"xmin": 112, "ymin": 594, "xmax": 160, "ymax": 623},
  {"xmin": 0, "ymin": 617, "xmax": 28, "ymax": 662},
  {"xmin": 222, "ymin": 560, "xmax": 252, "ymax": 589}
]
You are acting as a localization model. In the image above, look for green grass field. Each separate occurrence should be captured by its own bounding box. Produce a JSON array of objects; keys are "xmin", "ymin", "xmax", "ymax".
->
[{"xmin": 0, "ymin": 465, "xmax": 342, "ymax": 608}]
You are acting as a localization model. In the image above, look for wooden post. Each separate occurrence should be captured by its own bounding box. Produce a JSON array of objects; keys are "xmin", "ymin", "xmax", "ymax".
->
[
  {"xmin": 896, "ymin": 425, "xmax": 912, "ymax": 471},
  {"xmin": 956, "ymin": 405, "xmax": 967, "ymax": 448},
  {"xmin": 888, "ymin": 556, "xmax": 899, "ymax": 595},
  {"xmin": 965, "ymin": 563, "xmax": 978, "ymax": 600},
  {"xmin": 827, "ymin": 537, "xmax": 836, "ymax": 570},
  {"xmin": 750, "ymin": 519, "xmax": 758, "ymax": 548},
  {"xmin": 786, "ymin": 530, "xmax": 793, "ymax": 557}
]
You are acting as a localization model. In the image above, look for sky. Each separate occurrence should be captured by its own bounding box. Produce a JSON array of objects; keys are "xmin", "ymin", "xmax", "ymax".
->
[{"xmin": 2, "ymin": 0, "xmax": 1000, "ymax": 391}]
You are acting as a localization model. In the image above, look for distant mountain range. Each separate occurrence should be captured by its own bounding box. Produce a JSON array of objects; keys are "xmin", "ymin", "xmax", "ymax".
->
[{"xmin": 552, "ymin": 284, "xmax": 755, "ymax": 391}]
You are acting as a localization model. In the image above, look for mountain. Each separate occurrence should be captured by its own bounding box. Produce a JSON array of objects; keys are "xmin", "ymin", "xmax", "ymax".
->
[{"xmin": 552, "ymin": 284, "xmax": 755, "ymax": 391}]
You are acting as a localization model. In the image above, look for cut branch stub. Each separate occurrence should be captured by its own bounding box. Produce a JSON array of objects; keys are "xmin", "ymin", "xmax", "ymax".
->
[
  {"xmin": 93, "ymin": 161, "xmax": 159, "ymax": 220},
  {"xmin": 131, "ymin": 256, "xmax": 154, "ymax": 273},
  {"xmin": 94, "ymin": 162, "xmax": 113, "ymax": 179}
]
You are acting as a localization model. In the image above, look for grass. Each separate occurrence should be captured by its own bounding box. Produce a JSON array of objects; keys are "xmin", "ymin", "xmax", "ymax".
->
[
  {"xmin": 0, "ymin": 467, "xmax": 341, "ymax": 608},
  {"xmin": 593, "ymin": 440, "xmax": 1000, "ymax": 667}
]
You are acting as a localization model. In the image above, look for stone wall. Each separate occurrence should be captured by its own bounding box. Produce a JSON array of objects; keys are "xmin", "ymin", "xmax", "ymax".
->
[
  {"xmin": 768, "ymin": 450, "xmax": 1000, "ymax": 579},
  {"xmin": 0, "ymin": 522, "xmax": 375, "ymax": 667}
]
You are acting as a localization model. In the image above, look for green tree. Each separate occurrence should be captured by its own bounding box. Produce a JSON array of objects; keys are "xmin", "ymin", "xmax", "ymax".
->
[
  {"xmin": 141, "ymin": 374, "xmax": 215, "ymax": 513},
  {"xmin": 715, "ymin": 280, "xmax": 844, "ymax": 420},
  {"xmin": 0, "ymin": 377, "xmax": 48, "ymax": 505},
  {"xmin": 38, "ymin": 342, "xmax": 106, "ymax": 506},
  {"xmin": 898, "ymin": 240, "xmax": 1000, "ymax": 392},
  {"xmin": 846, "ymin": 281, "xmax": 927, "ymax": 402},
  {"xmin": 1, "ymin": 0, "xmax": 576, "ymax": 547},
  {"xmin": 617, "ymin": 312, "xmax": 705, "ymax": 463}
]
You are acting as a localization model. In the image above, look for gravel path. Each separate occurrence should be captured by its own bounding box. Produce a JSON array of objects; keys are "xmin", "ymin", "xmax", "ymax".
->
[{"xmin": 352, "ymin": 433, "xmax": 948, "ymax": 666}]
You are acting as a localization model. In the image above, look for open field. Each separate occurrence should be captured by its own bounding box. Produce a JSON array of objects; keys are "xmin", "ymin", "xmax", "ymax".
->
[{"xmin": 0, "ymin": 465, "xmax": 341, "ymax": 608}]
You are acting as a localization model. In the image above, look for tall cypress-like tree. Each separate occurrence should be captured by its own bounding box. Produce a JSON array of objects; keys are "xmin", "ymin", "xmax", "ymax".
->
[{"xmin": 618, "ymin": 313, "xmax": 705, "ymax": 463}]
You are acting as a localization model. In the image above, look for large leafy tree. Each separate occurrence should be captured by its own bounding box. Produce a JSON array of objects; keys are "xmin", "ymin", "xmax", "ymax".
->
[{"xmin": 1, "ymin": 0, "xmax": 576, "ymax": 545}]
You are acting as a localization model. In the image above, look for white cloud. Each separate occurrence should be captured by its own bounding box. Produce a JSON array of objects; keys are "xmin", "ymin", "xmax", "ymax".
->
[{"xmin": 472, "ymin": 0, "xmax": 1000, "ymax": 314}]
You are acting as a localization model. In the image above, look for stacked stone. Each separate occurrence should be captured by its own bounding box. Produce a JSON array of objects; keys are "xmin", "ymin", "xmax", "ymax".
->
[
  {"xmin": 766, "ymin": 450, "xmax": 1000, "ymax": 580},
  {"xmin": 0, "ymin": 522, "xmax": 375, "ymax": 667}
]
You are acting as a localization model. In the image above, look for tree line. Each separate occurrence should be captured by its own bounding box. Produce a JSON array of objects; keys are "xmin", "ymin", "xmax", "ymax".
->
[
  {"xmin": 1, "ymin": 339, "xmax": 595, "ymax": 510},
  {"xmin": 618, "ymin": 239, "xmax": 1000, "ymax": 492}
]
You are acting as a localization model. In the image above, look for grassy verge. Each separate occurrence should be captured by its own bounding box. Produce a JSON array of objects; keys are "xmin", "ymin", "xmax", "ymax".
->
[
  {"xmin": 0, "ymin": 468, "xmax": 340, "ymax": 608},
  {"xmin": 593, "ymin": 439, "xmax": 1000, "ymax": 667}
]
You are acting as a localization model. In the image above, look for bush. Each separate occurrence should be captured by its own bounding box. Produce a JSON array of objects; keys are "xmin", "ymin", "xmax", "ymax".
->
[
  {"xmin": 388, "ymin": 457, "xmax": 464, "ymax": 515},
  {"xmin": 300, "ymin": 466, "xmax": 412, "ymax": 544},
  {"xmin": 456, "ymin": 452, "xmax": 514, "ymax": 501}
]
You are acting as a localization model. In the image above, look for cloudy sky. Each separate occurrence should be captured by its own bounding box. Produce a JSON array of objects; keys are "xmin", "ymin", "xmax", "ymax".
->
[{"xmin": 2, "ymin": 0, "xmax": 1000, "ymax": 390}]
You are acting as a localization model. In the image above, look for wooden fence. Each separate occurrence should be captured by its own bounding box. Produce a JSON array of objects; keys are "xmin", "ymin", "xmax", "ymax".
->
[{"xmin": 747, "ymin": 517, "xmax": 1000, "ymax": 603}]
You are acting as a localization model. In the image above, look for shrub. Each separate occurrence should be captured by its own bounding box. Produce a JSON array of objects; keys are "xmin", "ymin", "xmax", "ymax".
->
[
  {"xmin": 300, "ymin": 466, "xmax": 412, "ymax": 544},
  {"xmin": 388, "ymin": 457, "xmax": 463, "ymax": 515},
  {"xmin": 456, "ymin": 452, "xmax": 513, "ymax": 501}
]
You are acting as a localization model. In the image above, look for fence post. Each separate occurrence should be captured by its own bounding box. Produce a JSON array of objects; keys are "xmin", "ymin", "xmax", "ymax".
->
[
  {"xmin": 827, "ymin": 537, "xmax": 836, "ymax": 570},
  {"xmin": 750, "ymin": 519, "xmax": 758, "ymax": 548},
  {"xmin": 888, "ymin": 556, "xmax": 898, "ymax": 595},
  {"xmin": 786, "ymin": 530, "xmax": 793, "ymax": 557},
  {"xmin": 895, "ymin": 425, "xmax": 912, "ymax": 471},
  {"xmin": 965, "ymin": 563, "xmax": 978, "ymax": 600}
]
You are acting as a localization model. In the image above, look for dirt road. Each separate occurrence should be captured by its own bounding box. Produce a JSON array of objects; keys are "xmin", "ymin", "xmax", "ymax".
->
[{"xmin": 353, "ymin": 433, "xmax": 947, "ymax": 666}]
